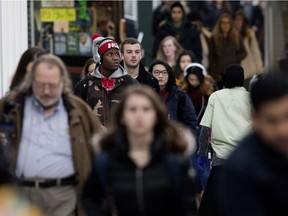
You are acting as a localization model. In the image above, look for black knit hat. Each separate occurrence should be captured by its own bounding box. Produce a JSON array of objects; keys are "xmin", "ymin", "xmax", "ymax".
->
[{"xmin": 224, "ymin": 64, "xmax": 244, "ymax": 88}]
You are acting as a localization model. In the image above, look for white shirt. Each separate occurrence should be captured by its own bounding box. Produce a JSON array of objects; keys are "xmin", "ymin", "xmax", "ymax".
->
[{"xmin": 200, "ymin": 87, "xmax": 252, "ymax": 159}]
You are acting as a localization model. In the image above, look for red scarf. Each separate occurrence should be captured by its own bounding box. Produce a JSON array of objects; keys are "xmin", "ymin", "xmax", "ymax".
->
[
  {"xmin": 101, "ymin": 78, "xmax": 116, "ymax": 92},
  {"xmin": 160, "ymin": 89, "xmax": 169, "ymax": 102}
]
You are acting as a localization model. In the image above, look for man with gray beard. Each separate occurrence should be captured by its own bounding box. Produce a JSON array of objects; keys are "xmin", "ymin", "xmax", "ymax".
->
[{"xmin": 0, "ymin": 54, "xmax": 103, "ymax": 216}]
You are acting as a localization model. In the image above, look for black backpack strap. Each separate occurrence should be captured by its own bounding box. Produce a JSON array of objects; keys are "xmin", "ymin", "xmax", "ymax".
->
[{"xmin": 177, "ymin": 90, "xmax": 187, "ymax": 122}]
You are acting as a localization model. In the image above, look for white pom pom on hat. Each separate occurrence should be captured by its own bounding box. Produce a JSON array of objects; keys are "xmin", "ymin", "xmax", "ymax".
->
[{"xmin": 183, "ymin": 63, "xmax": 208, "ymax": 77}]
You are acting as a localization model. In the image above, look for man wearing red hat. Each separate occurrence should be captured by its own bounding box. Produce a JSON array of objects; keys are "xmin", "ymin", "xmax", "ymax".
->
[{"xmin": 74, "ymin": 34, "xmax": 138, "ymax": 127}]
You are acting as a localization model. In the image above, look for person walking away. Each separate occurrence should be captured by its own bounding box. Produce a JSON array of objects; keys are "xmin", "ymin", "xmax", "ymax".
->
[
  {"xmin": 0, "ymin": 54, "xmax": 103, "ymax": 216},
  {"xmin": 82, "ymin": 85, "xmax": 197, "ymax": 216},
  {"xmin": 120, "ymin": 37, "xmax": 160, "ymax": 93},
  {"xmin": 74, "ymin": 34, "xmax": 138, "ymax": 127},
  {"xmin": 197, "ymin": 64, "xmax": 252, "ymax": 216}
]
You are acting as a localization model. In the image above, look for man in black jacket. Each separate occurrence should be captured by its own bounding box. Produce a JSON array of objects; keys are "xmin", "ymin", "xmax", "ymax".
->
[
  {"xmin": 120, "ymin": 37, "xmax": 160, "ymax": 93},
  {"xmin": 218, "ymin": 73, "xmax": 288, "ymax": 216}
]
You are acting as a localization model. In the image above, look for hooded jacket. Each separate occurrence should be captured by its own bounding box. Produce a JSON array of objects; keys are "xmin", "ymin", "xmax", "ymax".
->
[
  {"xmin": 0, "ymin": 92, "xmax": 103, "ymax": 216},
  {"xmin": 74, "ymin": 65, "xmax": 138, "ymax": 127},
  {"xmin": 82, "ymin": 128, "xmax": 197, "ymax": 216}
]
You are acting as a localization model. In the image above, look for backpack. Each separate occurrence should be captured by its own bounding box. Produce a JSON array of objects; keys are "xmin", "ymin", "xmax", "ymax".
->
[{"xmin": 94, "ymin": 152, "xmax": 187, "ymax": 193}]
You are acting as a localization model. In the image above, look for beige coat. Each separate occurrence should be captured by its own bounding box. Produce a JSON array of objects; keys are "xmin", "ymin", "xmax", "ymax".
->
[
  {"xmin": 241, "ymin": 29, "xmax": 264, "ymax": 79},
  {"xmin": 0, "ymin": 93, "xmax": 104, "ymax": 216}
]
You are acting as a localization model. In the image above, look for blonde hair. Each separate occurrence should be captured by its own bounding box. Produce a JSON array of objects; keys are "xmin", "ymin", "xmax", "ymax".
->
[
  {"xmin": 18, "ymin": 54, "xmax": 72, "ymax": 95},
  {"xmin": 213, "ymin": 13, "xmax": 242, "ymax": 50},
  {"xmin": 156, "ymin": 36, "xmax": 184, "ymax": 62}
]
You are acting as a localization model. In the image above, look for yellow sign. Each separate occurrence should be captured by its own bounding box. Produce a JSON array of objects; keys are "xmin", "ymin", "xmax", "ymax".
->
[{"xmin": 40, "ymin": 8, "xmax": 76, "ymax": 22}]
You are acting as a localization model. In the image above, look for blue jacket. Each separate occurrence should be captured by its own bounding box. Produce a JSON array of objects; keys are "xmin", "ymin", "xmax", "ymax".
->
[{"xmin": 166, "ymin": 86, "xmax": 197, "ymax": 134}]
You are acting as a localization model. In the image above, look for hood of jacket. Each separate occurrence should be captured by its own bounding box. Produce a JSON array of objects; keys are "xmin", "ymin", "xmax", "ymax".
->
[
  {"xmin": 91, "ymin": 125, "xmax": 195, "ymax": 159},
  {"xmin": 92, "ymin": 65, "xmax": 127, "ymax": 79}
]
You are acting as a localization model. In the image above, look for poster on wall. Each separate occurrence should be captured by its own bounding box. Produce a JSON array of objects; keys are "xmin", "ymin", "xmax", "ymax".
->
[
  {"xmin": 54, "ymin": 33, "xmax": 67, "ymax": 56},
  {"xmin": 54, "ymin": 21, "xmax": 69, "ymax": 33},
  {"xmin": 66, "ymin": 32, "xmax": 79, "ymax": 56},
  {"xmin": 79, "ymin": 32, "xmax": 92, "ymax": 56}
]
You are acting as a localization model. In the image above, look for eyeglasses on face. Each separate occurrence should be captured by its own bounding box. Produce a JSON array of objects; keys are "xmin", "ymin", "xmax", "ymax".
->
[
  {"xmin": 33, "ymin": 82, "xmax": 62, "ymax": 91},
  {"xmin": 152, "ymin": 70, "xmax": 168, "ymax": 76}
]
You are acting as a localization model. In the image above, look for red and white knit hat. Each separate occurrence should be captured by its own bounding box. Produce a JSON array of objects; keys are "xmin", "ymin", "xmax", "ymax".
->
[{"xmin": 91, "ymin": 33, "xmax": 119, "ymax": 63}]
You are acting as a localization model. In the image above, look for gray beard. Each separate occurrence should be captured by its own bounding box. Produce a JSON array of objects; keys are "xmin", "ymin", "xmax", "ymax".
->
[{"xmin": 35, "ymin": 98, "xmax": 60, "ymax": 110}]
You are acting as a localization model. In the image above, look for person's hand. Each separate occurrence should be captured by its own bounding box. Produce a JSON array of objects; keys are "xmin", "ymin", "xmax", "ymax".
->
[{"xmin": 197, "ymin": 155, "xmax": 210, "ymax": 171}]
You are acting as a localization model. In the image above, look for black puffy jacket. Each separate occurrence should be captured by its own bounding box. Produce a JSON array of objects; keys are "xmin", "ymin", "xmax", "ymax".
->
[{"xmin": 82, "ymin": 135, "xmax": 197, "ymax": 216}]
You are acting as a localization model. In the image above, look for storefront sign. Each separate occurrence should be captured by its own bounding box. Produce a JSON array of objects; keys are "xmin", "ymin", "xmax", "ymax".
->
[{"xmin": 40, "ymin": 8, "xmax": 76, "ymax": 22}]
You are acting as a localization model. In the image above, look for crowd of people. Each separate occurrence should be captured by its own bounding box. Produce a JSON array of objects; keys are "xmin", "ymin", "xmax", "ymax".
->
[
  {"xmin": 1, "ymin": 1, "xmax": 288, "ymax": 216},
  {"xmin": 152, "ymin": 0, "xmax": 264, "ymax": 89}
]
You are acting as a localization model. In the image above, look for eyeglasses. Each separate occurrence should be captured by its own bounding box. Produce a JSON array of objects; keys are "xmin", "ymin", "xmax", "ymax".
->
[
  {"xmin": 33, "ymin": 82, "xmax": 62, "ymax": 91},
  {"xmin": 152, "ymin": 70, "xmax": 168, "ymax": 76}
]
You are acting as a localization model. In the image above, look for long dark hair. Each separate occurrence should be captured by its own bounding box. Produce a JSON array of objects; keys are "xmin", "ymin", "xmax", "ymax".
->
[
  {"xmin": 148, "ymin": 60, "xmax": 176, "ymax": 92},
  {"xmin": 10, "ymin": 47, "xmax": 49, "ymax": 90},
  {"xmin": 234, "ymin": 9, "xmax": 251, "ymax": 39},
  {"xmin": 82, "ymin": 58, "xmax": 95, "ymax": 79},
  {"xmin": 213, "ymin": 13, "xmax": 241, "ymax": 50},
  {"xmin": 174, "ymin": 50, "xmax": 197, "ymax": 78},
  {"xmin": 99, "ymin": 85, "xmax": 188, "ymax": 154}
]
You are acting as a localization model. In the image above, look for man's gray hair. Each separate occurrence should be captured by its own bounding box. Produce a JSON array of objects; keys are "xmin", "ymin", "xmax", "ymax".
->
[{"xmin": 18, "ymin": 54, "xmax": 72, "ymax": 95}]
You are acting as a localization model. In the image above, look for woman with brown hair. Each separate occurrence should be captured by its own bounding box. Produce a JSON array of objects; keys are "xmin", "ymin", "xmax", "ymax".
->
[
  {"xmin": 234, "ymin": 9, "xmax": 263, "ymax": 89},
  {"xmin": 82, "ymin": 85, "xmax": 197, "ymax": 216},
  {"xmin": 181, "ymin": 63, "xmax": 215, "ymax": 204},
  {"xmin": 9, "ymin": 47, "xmax": 49, "ymax": 91},
  {"xmin": 174, "ymin": 50, "xmax": 198, "ymax": 86},
  {"xmin": 156, "ymin": 36, "xmax": 184, "ymax": 68},
  {"xmin": 181, "ymin": 63, "xmax": 214, "ymax": 125},
  {"xmin": 81, "ymin": 58, "xmax": 96, "ymax": 79},
  {"xmin": 210, "ymin": 13, "xmax": 246, "ymax": 88}
]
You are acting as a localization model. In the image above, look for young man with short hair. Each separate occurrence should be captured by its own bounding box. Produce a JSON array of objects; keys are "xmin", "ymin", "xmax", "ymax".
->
[
  {"xmin": 121, "ymin": 37, "xmax": 160, "ymax": 93},
  {"xmin": 74, "ymin": 34, "xmax": 138, "ymax": 127}
]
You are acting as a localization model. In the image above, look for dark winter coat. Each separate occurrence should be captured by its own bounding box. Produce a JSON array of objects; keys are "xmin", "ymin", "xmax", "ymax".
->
[
  {"xmin": 165, "ymin": 85, "xmax": 197, "ymax": 134},
  {"xmin": 153, "ymin": 19, "xmax": 203, "ymax": 63},
  {"xmin": 220, "ymin": 133, "xmax": 288, "ymax": 216},
  {"xmin": 210, "ymin": 35, "xmax": 247, "ymax": 82},
  {"xmin": 82, "ymin": 133, "xmax": 197, "ymax": 216},
  {"xmin": 121, "ymin": 61, "xmax": 160, "ymax": 94},
  {"xmin": 74, "ymin": 66, "xmax": 138, "ymax": 127}
]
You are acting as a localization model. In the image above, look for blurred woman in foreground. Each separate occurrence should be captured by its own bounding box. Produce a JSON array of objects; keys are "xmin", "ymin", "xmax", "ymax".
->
[{"xmin": 82, "ymin": 85, "xmax": 197, "ymax": 216}]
